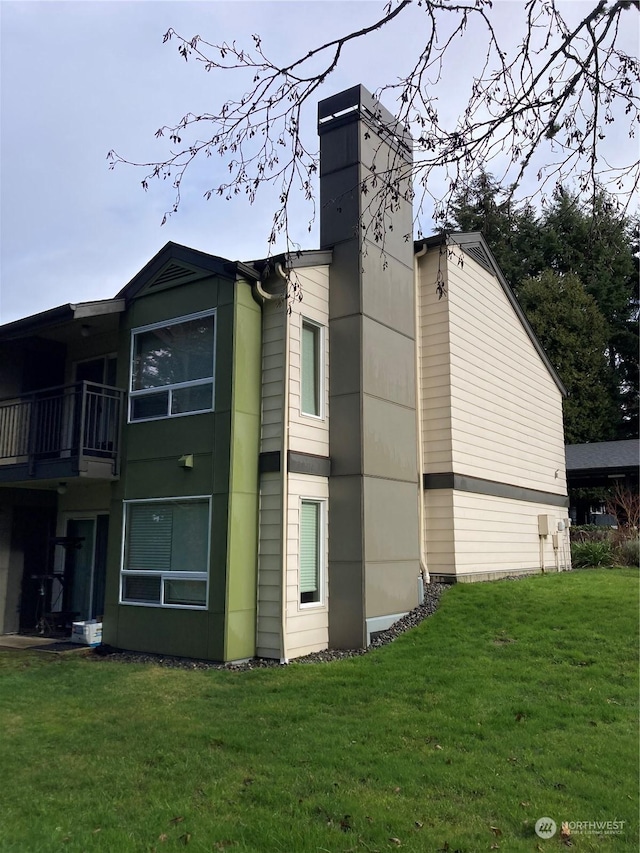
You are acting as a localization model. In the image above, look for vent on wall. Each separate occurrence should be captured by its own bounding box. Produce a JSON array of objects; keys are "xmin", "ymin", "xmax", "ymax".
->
[
  {"xmin": 150, "ymin": 263, "xmax": 204, "ymax": 288},
  {"xmin": 461, "ymin": 243, "xmax": 494, "ymax": 275}
]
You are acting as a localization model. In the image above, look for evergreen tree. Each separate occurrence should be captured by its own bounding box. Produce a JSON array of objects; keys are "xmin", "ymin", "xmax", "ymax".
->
[
  {"xmin": 517, "ymin": 272, "xmax": 618, "ymax": 444},
  {"xmin": 447, "ymin": 176, "xmax": 639, "ymax": 441},
  {"xmin": 445, "ymin": 174, "xmax": 544, "ymax": 292}
]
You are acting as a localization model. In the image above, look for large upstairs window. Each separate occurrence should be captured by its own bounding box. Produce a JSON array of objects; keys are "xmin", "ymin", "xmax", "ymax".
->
[{"xmin": 129, "ymin": 310, "xmax": 215, "ymax": 422}]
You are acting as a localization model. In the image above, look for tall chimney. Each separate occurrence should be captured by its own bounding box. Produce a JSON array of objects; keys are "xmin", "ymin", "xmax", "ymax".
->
[{"xmin": 318, "ymin": 85, "xmax": 421, "ymax": 648}]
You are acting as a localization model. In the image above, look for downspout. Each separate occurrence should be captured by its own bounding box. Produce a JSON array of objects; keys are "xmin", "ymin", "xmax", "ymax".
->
[
  {"xmin": 250, "ymin": 266, "xmax": 289, "ymax": 663},
  {"xmin": 276, "ymin": 262, "xmax": 290, "ymax": 664},
  {"xmin": 414, "ymin": 244, "xmax": 430, "ymax": 591}
]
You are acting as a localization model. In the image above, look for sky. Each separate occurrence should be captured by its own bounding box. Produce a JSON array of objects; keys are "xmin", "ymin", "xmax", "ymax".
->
[{"xmin": 1, "ymin": 0, "xmax": 638, "ymax": 324}]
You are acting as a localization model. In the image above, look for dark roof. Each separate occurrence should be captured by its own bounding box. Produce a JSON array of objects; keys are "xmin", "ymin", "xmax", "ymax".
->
[
  {"xmin": 565, "ymin": 440, "xmax": 639, "ymax": 473},
  {"xmin": 0, "ymin": 299, "xmax": 124, "ymax": 341},
  {"xmin": 116, "ymin": 241, "xmax": 243, "ymax": 301},
  {"xmin": 415, "ymin": 232, "xmax": 567, "ymax": 397}
]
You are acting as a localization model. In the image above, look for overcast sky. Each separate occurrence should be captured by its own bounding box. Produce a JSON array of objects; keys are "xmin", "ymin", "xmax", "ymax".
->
[{"xmin": 1, "ymin": 0, "xmax": 637, "ymax": 324}]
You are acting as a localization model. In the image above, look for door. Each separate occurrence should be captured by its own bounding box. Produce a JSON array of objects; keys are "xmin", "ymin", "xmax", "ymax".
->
[{"xmin": 62, "ymin": 515, "xmax": 109, "ymax": 621}]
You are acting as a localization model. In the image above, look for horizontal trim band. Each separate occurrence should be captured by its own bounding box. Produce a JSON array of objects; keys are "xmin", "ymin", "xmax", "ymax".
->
[
  {"xmin": 259, "ymin": 451, "xmax": 331, "ymax": 478},
  {"xmin": 423, "ymin": 472, "xmax": 569, "ymax": 508}
]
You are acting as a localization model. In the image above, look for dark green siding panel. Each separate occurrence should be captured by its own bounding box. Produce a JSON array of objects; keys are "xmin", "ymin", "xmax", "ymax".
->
[
  {"xmin": 208, "ymin": 492, "xmax": 230, "ymax": 615},
  {"xmin": 212, "ymin": 411, "xmax": 232, "ymax": 496},
  {"xmin": 115, "ymin": 606, "xmax": 211, "ymax": 659},
  {"xmin": 102, "ymin": 271, "xmax": 236, "ymax": 661},
  {"xmin": 126, "ymin": 278, "xmax": 221, "ymax": 328},
  {"xmin": 215, "ymin": 303, "xmax": 235, "ymax": 413},
  {"xmin": 126, "ymin": 414, "xmax": 217, "ymax": 461},
  {"xmin": 123, "ymin": 459, "xmax": 212, "ymax": 500},
  {"xmin": 205, "ymin": 612, "xmax": 226, "ymax": 661}
]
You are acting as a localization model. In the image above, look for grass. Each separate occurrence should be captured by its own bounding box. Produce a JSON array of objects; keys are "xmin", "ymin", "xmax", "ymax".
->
[{"xmin": 0, "ymin": 568, "xmax": 637, "ymax": 853}]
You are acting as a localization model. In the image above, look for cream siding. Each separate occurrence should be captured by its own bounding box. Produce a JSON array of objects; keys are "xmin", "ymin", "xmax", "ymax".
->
[
  {"xmin": 256, "ymin": 472, "xmax": 282, "ymax": 658},
  {"xmin": 256, "ymin": 264, "xmax": 331, "ymax": 660},
  {"xmin": 284, "ymin": 473, "xmax": 329, "ymax": 658},
  {"xmin": 418, "ymin": 250, "xmax": 453, "ymax": 474},
  {"xmin": 427, "ymin": 490, "xmax": 571, "ymax": 579},
  {"xmin": 445, "ymin": 248, "xmax": 566, "ymax": 494},
  {"xmin": 418, "ymin": 243, "xmax": 569, "ymax": 581},
  {"xmin": 260, "ymin": 302, "xmax": 285, "ymax": 454},
  {"xmin": 287, "ymin": 266, "xmax": 330, "ymax": 458}
]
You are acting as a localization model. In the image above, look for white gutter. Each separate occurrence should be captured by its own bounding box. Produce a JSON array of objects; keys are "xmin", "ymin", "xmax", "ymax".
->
[
  {"xmin": 414, "ymin": 243, "xmax": 430, "ymax": 588},
  {"xmin": 276, "ymin": 262, "xmax": 290, "ymax": 664}
]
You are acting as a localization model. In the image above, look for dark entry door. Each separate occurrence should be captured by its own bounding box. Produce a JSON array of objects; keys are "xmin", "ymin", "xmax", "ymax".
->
[{"xmin": 63, "ymin": 515, "xmax": 109, "ymax": 621}]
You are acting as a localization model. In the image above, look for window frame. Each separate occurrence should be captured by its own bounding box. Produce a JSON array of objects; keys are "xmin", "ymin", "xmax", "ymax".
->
[
  {"xmin": 119, "ymin": 495, "xmax": 211, "ymax": 610},
  {"xmin": 128, "ymin": 309, "xmax": 216, "ymax": 423},
  {"xmin": 299, "ymin": 497, "xmax": 326, "ymax": 608},
  {"xmin": 300, "ymin": 317, "xmax": 324, "ymax": 420}
]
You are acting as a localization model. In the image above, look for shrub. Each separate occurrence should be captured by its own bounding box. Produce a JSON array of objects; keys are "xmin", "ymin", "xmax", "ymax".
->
[
  {"xmin": 571, "ymin": 540, "xmax": 614, "ymax": 568},
  {"xmin": 615, "ymin": 538, "xmax": 640, "ymax": 567}
]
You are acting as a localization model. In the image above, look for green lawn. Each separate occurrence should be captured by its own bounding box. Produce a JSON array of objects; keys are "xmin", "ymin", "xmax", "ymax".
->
[{"xmin": 0, "ymin": 569, "xmax": 637, "ymax": 853}]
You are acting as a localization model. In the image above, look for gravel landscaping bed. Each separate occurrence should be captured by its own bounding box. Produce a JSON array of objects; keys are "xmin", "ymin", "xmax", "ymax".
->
[{"xmin": 91, "ymin": 581, "xmax": 450, "ymax": 671}]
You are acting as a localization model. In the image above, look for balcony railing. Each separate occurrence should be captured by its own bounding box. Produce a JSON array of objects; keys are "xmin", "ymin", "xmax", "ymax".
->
[{"xmin": 0, "ymin": 381, "xmax": 124, "ymax": 479}]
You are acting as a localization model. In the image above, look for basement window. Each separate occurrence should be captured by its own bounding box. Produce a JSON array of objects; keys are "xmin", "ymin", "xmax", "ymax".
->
[
  {"xmin": 120, "ymin": 497, "xmax": 210, "ymax": 609},
  {"xmin": 129, "ymin": 310, "xmax": 215, "ymax": 422}
]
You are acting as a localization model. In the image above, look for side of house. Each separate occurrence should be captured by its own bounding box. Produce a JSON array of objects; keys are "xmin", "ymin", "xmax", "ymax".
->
[{"xmin": 418, "ymin": 236, "xmax": 570, "ymax": 581}]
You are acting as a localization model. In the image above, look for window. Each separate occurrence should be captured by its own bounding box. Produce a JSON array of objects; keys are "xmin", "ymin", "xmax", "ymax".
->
[
  {"xmin": 301, "ymin": 320, "xmax": 322, "ymax": 418},
  {"xmin": 121, "ymin": 497, "xmax": 210, "ymax": 608},
  {"xmin": 300, "ymin": 499, "xmax": 324, "ymax": 605},
  {"xmin": 129, "ymin": 311, "xmax": 215, "ymax": 422}
]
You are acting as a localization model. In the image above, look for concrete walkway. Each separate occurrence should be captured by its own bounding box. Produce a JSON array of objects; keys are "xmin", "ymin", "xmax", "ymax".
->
[{"xmin": 0, "ymin": 634, "xmax": 58, "ymax": 650}]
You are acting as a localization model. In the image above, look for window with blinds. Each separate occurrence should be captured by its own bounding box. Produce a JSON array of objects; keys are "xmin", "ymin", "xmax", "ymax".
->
[
  {"xmin": 300, "ymin": 499, "xmax": 323, "ymax": 605},
  {"xmin": 301, "ymin": 320, "xmax": 322, "ymax": 418},
  {"xmin": 121, "ymin": 498, "xmax": 210, "ymax": 608}
]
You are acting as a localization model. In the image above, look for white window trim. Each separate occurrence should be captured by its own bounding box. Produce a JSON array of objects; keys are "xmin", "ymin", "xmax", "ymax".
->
[
  {"xmin": 119, "ymin": 495, "xmax": 211, "ymax": 610},
  {"xmin": 299, "ymin": 497, "xmax": 326, "ymax": 609},
  {"xmin": 300, "ymin": 317, "xmax": 325, "ymax": 421},
  {"xmin": 128, "ymin": 309, "xmax": 216, "ymax": 423}
]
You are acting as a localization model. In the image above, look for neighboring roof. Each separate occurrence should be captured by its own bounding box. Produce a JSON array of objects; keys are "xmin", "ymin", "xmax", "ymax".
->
[
  {"xmin": 415, "ymin": 232, "xmax": 567, "ymax": 397},
  {"xmin": 0, "ymin": 299, "xmax": 124, "ymax": 341},
  {"xmin": 565, "ymin": 440, "xmax": 639, "ymax": 474}
]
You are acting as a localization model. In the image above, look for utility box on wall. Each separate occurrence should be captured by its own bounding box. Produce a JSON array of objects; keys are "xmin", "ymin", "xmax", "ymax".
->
[{"xmin": 537, "ymin": 515, "xmax": 555, "ymax": 536}]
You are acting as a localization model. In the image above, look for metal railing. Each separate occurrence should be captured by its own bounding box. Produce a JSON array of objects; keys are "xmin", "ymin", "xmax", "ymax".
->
[{"xmin": 0, "ymin": 381, "xmax": 124, "ymax": 475}]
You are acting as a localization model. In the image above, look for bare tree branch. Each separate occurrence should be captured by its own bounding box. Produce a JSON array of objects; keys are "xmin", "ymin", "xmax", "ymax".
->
[{"xmin": 107, "ymin": 0, "xmax": 640, "ymax": 252}]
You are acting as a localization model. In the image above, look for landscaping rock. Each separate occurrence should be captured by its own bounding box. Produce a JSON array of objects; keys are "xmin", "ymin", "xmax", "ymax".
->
[{"xmin": 91, "ymin": 581, "xmax": 450, "ymax": 671}]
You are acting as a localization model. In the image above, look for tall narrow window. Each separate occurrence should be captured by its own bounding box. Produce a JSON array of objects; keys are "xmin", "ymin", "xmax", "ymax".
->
[
  {"xmin": 300, "ymin": 499, "xmax": 322, "ymax": 605},
  {"xmin": 301, "ymin": 320, "xmax": 321, "ymax": 417}
]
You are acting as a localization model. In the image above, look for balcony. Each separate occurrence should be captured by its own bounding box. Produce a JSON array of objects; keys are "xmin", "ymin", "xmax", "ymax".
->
[{"xmin": 0, "ymin": 381, "xmax": 125, "ymax": 484}]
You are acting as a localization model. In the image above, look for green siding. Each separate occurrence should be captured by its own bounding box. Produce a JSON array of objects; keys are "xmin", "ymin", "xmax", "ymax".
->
[
  {"xmin": 103, "ymin": 271, "xmax": 260, "ymax": 662},
  {"xmin": 224, "ymin": 282, "xmax": 262, "ymax": 661}
]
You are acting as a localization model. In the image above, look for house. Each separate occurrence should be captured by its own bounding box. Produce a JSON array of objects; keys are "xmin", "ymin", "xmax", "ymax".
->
[
  {"xmin": 565, "ymin": 440, "xmax": 639, "ymax": 524},
  {"xmin": 0, "ymin": 85, "xmax": 570, "ymax": 662}
]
